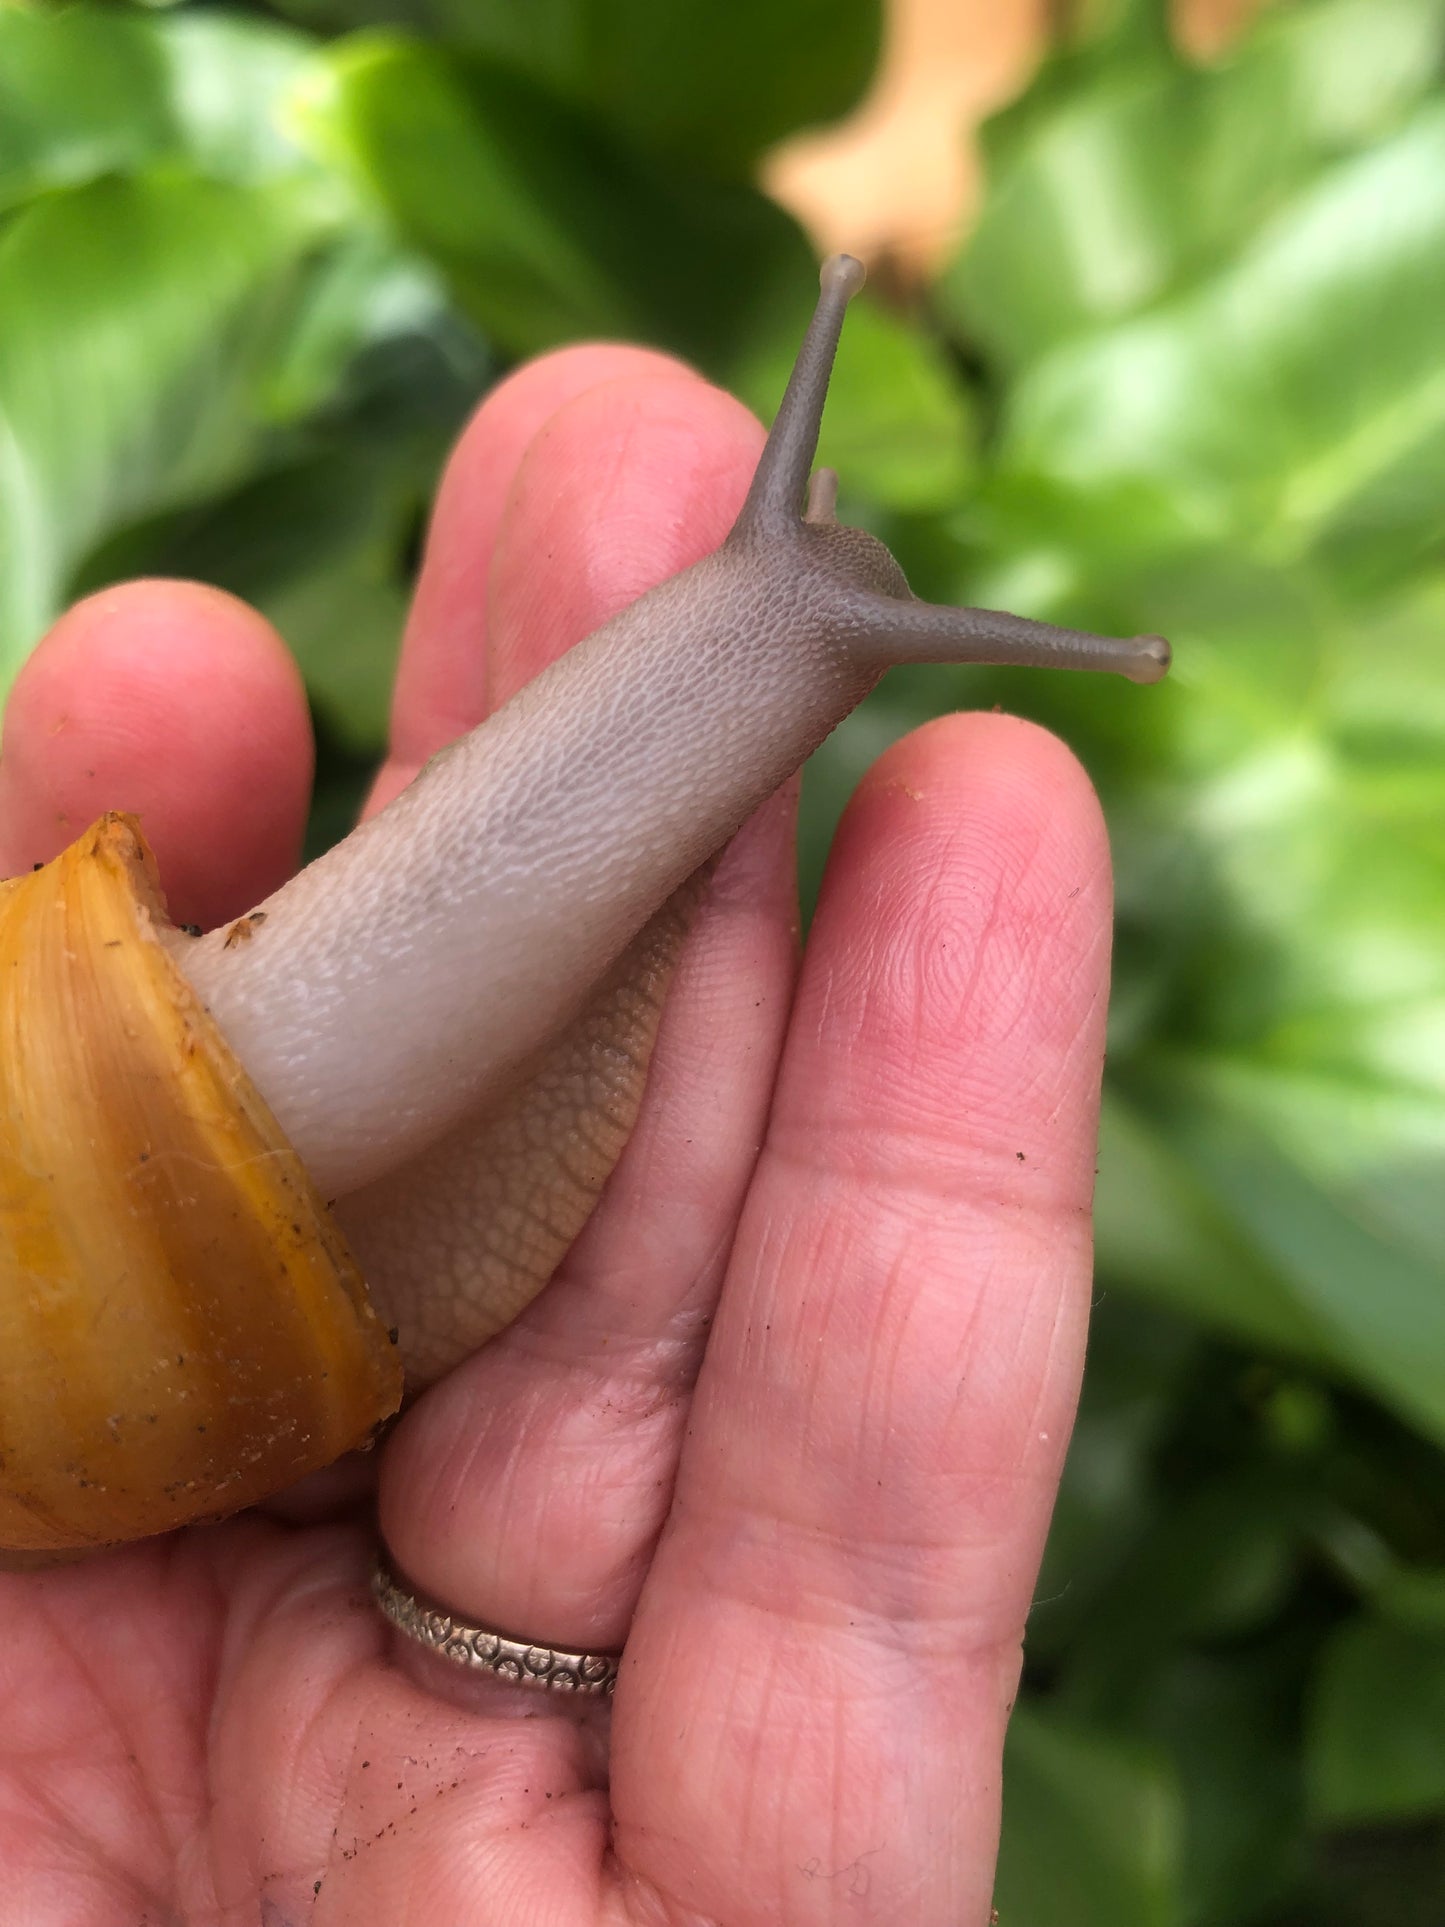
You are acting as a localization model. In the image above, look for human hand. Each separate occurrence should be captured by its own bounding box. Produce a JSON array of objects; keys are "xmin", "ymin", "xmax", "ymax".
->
[{"xmin": 0, "ymin": 346, "xmax": 1111, "ymax": 1926}]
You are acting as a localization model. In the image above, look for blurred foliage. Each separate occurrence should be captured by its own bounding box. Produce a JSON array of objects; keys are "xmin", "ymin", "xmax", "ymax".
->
[{"xmin": 1, "ymin": 0, "xmax": 1443, "ymax": 1919}]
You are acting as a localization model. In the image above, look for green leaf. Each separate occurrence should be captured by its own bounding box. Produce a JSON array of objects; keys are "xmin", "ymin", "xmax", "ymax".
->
[
  {"xmin": 257, "ymin": 228, "xmax": 465, "ymax": 424},
  {"xmin": 0, "ymin": 171, "xmax": 344, "ymax": 683},
  {"xmin": 1308, "ymin": 1612, "xmax": 1445, "ymax": 1821},
  {"xmin": 994, "ymin": 1704, "xmax": 1183, "ymax": 1926},
  {"xmin": 66, "ymin": 281, "xmax": 487, "ymax": 751},
  {"xmin": 447, "ymin": 0, "xmax": 882, "ymax": 177},
  {"xmin": 942, "ymin": 0, "xmax": 1445, "ymax": 372},
  {"xmin": 1377, "ymin": 1567, "xmax": 1445, "ymax": 1635},
  {"xmin": 0, "ymin": 6, "xmax": 174, "ymax": 214},
  {"xmin": 1124, "ymin": 1650, "xmax": 1306, "ymax": 1926},
  {"xmin": 1028, "ymin": 1297, "xmax": 1201, "ymax": 1664},
  {"xmin": 0, "ymin": 5, "xmax": 319, "ymax": 212},
  {"xmin": 930, "ymin": 377, "xmax": 1445, "ymax": 1426},
  {"xmin": 1063, "ymin": 1472, "xmax": 1314, "ymax": 1718},
  {"xmin": 151, "ymin": 12, "xmax": 322, "ymax": 183},
  {"xmin": 303, "ymin": 35, "xmax": 817, "ymax": 377},
  {"xmin": 943, "ymin": 57, "xmax": 1198, "ymax": 372},
  {"xmin": 269, "ymin": 0, "xmax": 881, "ymax": 175},
  {"xmin": 1127, "ymin": 1058, "xmax": 1445, "ymax": 1445},
  {"xmin": 1093, "ymin": 1092, "xmax": 1326, "ymax": 1357},
  {"xmin": 997, "ymin": 101, "xmax": 1445, "ymax": 574}
]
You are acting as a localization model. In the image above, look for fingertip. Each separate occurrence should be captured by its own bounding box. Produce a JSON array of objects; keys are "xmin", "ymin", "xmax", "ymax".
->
[
  {"xmin": 382, "ymin": 343, "xmax": 711, "ymax": 790},
  {"xmin": 844, "ymin": 710, "xmax": 1109, "ymax": 882},
  {"xmin": 0, "ymin": 580, "xmax": 313, "ymax": 928},
  {"xmin": 801, "ymin": 709, "xmax": 1114, "ymax": 1192},
  {"xmin": 487, "ymin": 369, "xmax": 764, "ymax": 701}
]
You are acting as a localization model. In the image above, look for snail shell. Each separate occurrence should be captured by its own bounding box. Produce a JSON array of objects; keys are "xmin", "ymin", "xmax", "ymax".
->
[{"xmin": 0, "ymin": 814, "xmax": 401, "ymax": 1556}]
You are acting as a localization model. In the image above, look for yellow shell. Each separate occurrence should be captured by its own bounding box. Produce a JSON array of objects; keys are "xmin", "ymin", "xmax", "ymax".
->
[{"xmin": 0, "ymin": 814, "xmax": 402, "ymax": 1555}]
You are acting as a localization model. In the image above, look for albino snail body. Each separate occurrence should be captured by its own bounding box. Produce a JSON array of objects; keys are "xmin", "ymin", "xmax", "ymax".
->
[{"xmin": 0, "ymin": 257, "xmax": 1168, "ymax": 1554}]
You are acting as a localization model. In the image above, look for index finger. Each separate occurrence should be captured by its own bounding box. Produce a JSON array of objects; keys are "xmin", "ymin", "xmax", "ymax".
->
[{"xmin": 366, "ymin": 344, "xmax": 740, "ymax": 816}]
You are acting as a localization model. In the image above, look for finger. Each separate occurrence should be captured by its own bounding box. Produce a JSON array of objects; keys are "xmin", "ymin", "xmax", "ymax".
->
[
  {"xmin": 612, "ymin": 714, "xmax": 1113, "ymax": 1926},
  {"xmin": 482, "ymin": 364, "xmax": 757, "ymax": 703},
  {"xmin": 378, "ymin": 786, "xmax": 798, "ymax": 1658},
  {"xmin": 376, "ymin": 371, "xmax": 807, "ymax": 1666},
  {"xmin": 366, "ymin": 344, "xmax": 707, "ymax": 816},
  {"xmin": 0, "ymin": 581, "xmax": 313, "ymax": 929}
]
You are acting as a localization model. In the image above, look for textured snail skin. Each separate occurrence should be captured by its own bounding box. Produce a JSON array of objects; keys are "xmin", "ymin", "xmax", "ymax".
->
[{"xmin": 169, "ymin": 256, "xmax": 1168, "ymax": 1384}]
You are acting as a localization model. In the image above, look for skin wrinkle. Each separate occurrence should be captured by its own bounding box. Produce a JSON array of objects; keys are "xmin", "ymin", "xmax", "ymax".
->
[
  {"xmin": 619, "ymin": 1586, "xmax": 992, "ymax": 1927},
  {"xmin": 0, "ymin": 1772, "xmax": 153, "ymax": 1919},
  {"xmin": 858, "ymin": 1252, "xmax": 920, "ymax": 1460},
  {"xmin": 213, "ymin": 1631, "xmax": 347, "ymax": 1909},
  {"xmin": 842, "ymin": 740, "xmax": 1104, "ymax": 911},
  {"xmin": 896, "ymin": 859, "xmax": 1105, "ymax": 1098},
  {"xmin": 788, "ymin": 1678, "xmax": 858, "ymax": 1918},
  {"xmin": 821, "ymin": 1692, "xmax": 860, "ymax": 1906},
  {"xmin": 588, "ymin": 1056, "xmax": 776, "ymax": 1241},
  {"xmin": 534, "ymin": 1416, "xmax": 680, "ymax": 1547},
  {"xmin": 689, "ymin": 1503, "xmax": 1055, "ymax": 1657},
  {"xmin": 429, "ymin": 1416, "xmax": 578, "ymax": 1585},
  {"xmin": 712, "ymin": 1472, "xmax": 1032, "ymax": 1626},
  {"xmin": 734, "ymin": 1184, "xmax": 1086, "ymax": 1432},
  {"xmin": 5, "ymin": 1634, "xmax": 171, "ymax": 1903},
  {"xmin": 782, "ymin": 903, "xmax": 1109, "ymax": 1200},
  {"xmin": 854, "ymin": 1233, "xmax": 989, "ymax": 1514},
  {"xmin": 204, "ymin": 1540, "xmax": 392, "ymax": 1890},
  {"xmin": 250, "ymin": 1674, "xmax": 589, "ymax": 1924},
  {"xmin": 1009, "ymin": 1251, "xmax": 1091, "ymax": 1470},
  {"xmin": 955, "ymin": 1292, "xmax": 1083, "ymax": 1584},
  {"xmin": 497, "ymin": 1295, "xmax": 717, "ymax": 1401},
  {"xmin": 944, "ymin": 1247, "xmax": 1091, "ymax": 1493},
  {"xmin": 413, "ymin": 1395, "xmax": 681, "ymax": 1627},
  {"xmin": 957, "ymin": 1255, "xmax": 1079, "ymax": 1456},
  {"xmin": 734, "ymin": 1635, "xmax": 785, "ymax": 1914},
  {"xmin": 543, "ymin": 1111, "xmax": 778, "ymax": 1351},
  {"xmin": 434, "ymin": 1345, "xmax": 687, "ymax": 1510},
  {"xmin": 902, "ymin": 845, "xmax": 1020, "ymax": 1060},
  {"xmin": 208, "ymin": 1538, "xmax": 323, "ymax": 1728},
  {"xmin": 1033, "ymin": 970, "xmax": 1111, "ymax": 1138},
  {"xmin": 604, "ymin": 1867, "xmax": 725, "ymax": 1927},
  {"xmin": 679, "ymin": 1482, "xmax": 1063, "ymax": 1642},
  {"xmin": 158, "ymin": 1549, "xmax": 229, "ymax": 1880},
  {"xmin": 46, "ymin": 1606, "xmax": 187, "ymax": 1880},
  {"xmin": 44, "ymin": 1848, "xmax": 140, "ymax": 1927},
  {"xmin": 764, "ymin": 1118, "xmax": 1099, "ymax": 1220},
  {"xmin": 980, "ymin": 901, "xmax": 1113, "ymax": 1115},
  {"xmin": 770, "ymin": 1194, "xmax": 1055, "ymax": 1395},
  {"xmin": 678, "ymin": 1200, "xmax": 1087, "ymax": 1633}
]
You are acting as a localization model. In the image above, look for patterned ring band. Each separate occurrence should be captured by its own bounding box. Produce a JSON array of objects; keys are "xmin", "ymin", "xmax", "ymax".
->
[{"xmin": 371, "ymin": 1561, "xmax": 621, "ymax": 1698}]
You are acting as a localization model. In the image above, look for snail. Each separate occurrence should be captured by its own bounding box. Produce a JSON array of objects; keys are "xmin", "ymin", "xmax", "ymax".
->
[{"xmin": 0, "ymin": 255, "xmax": 1169, "ymax": 1559}]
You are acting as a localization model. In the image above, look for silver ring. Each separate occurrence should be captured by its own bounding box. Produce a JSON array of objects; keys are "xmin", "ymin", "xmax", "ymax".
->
[{"xmin": 372, "ymin": 1562, "xmax": 620, "ymax": 1697}]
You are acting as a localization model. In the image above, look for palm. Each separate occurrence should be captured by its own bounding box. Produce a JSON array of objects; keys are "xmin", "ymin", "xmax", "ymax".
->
[{"xmin": 0, "ymin": 346, "xmax": 1110, "ymax": 1927}]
